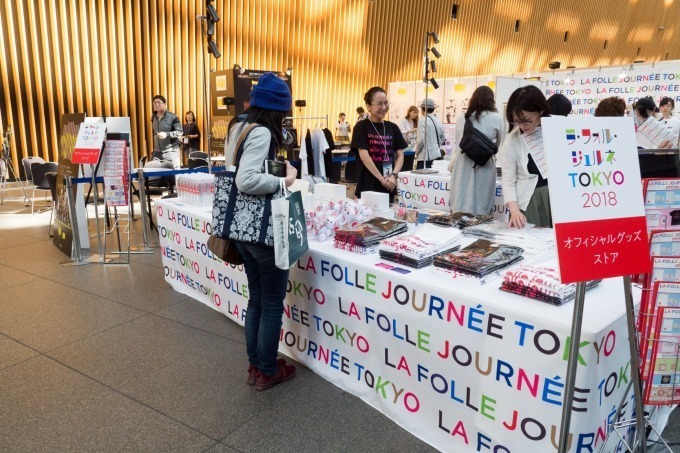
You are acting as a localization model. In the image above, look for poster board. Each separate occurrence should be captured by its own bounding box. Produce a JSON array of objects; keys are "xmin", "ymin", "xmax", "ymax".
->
[
  {"xmin": 543, "ymin": 116, "xmax": 650, "ymax": 283},
  {"xmin": 53, "ymin": 113, "xmax": 88, "ymax": 257}
]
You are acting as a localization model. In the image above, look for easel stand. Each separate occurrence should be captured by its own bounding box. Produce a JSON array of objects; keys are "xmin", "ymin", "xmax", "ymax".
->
[
  {"xmin": 558, "ymin": 278, "xmax": 649, "ymax": 452},
  {"xmin": 0, "ymin": 134, "xmax": 30, "ymax": 206}
]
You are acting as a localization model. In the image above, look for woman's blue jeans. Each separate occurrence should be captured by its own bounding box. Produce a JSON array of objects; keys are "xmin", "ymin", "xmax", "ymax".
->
[{"xmin": 235, "ymin": 242, "xmax": 290, "ymax": 376}]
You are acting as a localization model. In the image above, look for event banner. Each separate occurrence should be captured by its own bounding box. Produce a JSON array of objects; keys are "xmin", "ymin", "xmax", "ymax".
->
[
  {"xmin": 543, "ymin": 117, "xmax": 650, "ymax": 283},
  {"xmin": 397, "ymin": 171, "xmax": 509, "ymax": 221},
  {"xmin": 53, "ymin": 113, "xmax": 86, "ymax": 257},
  {"xmin": 540, "ymin": 65, "xmax": 680, "ymax": 116},
  {"xmin": 156, "ymin": 198, "xmax": 639, "ymax": 453}
]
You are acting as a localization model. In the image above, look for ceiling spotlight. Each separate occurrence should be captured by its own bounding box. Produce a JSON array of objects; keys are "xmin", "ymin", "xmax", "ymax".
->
[
  {"xmin": 430, "ymin": 78, "xmax": 439, "ymax": 89},
  {"xmin": 430, "ymin": 32, "xmax": 440, "ymax": 44},
  {"xmin": 431, "ymin": 47, "xmax": 441, "ymax": 59},
  {"xmin": 285, "ymin": 67, "xmax": 293, "ymax": 76},
  {"xmin": 430, "ymin": 60, "xmax": 437, "ymax": 73}
]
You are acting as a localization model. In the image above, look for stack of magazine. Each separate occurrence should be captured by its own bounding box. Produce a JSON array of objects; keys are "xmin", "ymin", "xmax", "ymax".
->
[
  {"xmin": 334, "ymin": 217, "xmax": 408, "ymax": 254},
  {"xmin": 433, "ymin": 239, "xmax": 524, "ymax": 281},
  {"xmin": 378, "ymin": 224, "xmax": 461, "ymax": 268}
]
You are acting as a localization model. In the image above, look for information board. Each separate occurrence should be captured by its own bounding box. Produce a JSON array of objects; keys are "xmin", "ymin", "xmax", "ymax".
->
[{"xmin": 543, "ymin": 116, "xmax": 651, "ymax": 283}]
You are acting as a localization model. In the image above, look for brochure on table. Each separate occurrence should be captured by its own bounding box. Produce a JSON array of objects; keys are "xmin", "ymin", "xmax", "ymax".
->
[{"xmin": 543, "ymin": 116, "xmax": 650, "ymax": 283}]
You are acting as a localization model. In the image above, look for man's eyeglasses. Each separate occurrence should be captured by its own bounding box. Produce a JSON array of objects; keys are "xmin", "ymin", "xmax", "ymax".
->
[{"xmin": 372, "ymin": 101, "xmax": 390, "ymax": 108}]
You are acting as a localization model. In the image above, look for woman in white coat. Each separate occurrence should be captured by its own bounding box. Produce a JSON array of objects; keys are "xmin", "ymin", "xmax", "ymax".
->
[{"xmin": 498, "ymin": 85, "xmax": 552, "ymax": 228}]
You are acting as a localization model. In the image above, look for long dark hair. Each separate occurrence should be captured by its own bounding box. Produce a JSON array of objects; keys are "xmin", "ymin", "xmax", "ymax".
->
[
  {"xmin": 228, "ymin": 106, "xmax": 285, "ymax": 146},
  {"xmin": 505, "ymin": 85, "xmax": 550, "ymax": 132},
  {"xmin": 465, "ymin": 86, "xmax": 497, "ymax": 121}
]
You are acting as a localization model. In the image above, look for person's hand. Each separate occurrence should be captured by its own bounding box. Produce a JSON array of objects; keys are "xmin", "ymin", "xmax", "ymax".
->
[
  {"xmin": 508, "ymin": 207, "xmax": 527, "ymax": 229},
  {"xmin": 157, "ymin": 132, "xmax": 168, "ymax": 139},
  {"xmin": 381, "ymin": 174, "xmax": 397, "ymax": 191},
  {"xmin": 659, "ymin": 139, "xmax": 674, "ymax": 149},
  {"xmin": 284, "ymin": 160, "xmax": 297, "ymax": 187}
]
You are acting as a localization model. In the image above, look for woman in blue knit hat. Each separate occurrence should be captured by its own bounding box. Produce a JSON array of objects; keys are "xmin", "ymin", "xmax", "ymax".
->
[{"xmin": 223, "ymin": 72, "xmax": 297, "ymax": 391}]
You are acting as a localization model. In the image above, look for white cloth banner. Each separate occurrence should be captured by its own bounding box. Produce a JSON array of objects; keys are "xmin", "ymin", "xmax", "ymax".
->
[
  {"xmin": 397, "ymin": 171, "xmax": 509, "ymax": 221},
  {"xmin": 156, "ymin": 198, "xmax": 662, "ymax": 453}
]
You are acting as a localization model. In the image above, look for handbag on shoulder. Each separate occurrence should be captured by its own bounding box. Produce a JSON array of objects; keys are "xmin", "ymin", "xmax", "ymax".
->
[
  {"xmin": 458, "ymin": 117, "xmax": 498, "ymax": 168},
  {"xmin": 211, "ymin": 123, "xmax": 284, "ymax": 253}
]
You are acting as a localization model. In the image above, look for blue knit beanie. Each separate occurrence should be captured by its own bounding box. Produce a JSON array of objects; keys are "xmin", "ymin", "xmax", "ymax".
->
[{"xmin": 250, "ymin": 73, "xmax": 292, "ymax": 112}]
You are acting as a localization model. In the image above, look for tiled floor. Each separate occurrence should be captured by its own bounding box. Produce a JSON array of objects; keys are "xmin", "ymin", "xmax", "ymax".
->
[{"xmin": 0, "ymin": 183, "xmax": 678, "ymax": 452}]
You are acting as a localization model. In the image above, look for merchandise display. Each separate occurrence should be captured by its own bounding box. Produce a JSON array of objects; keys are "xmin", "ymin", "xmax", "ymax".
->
[
  {"xmin": 426, "ymin": 211, "xmax": 493, "ymax": 228},
  {"xmin": 463, "ymin": 219, "xmax": 555, "ymax": 253},
  {"xmin": 377, "ymin": 223, "xmax": 461, "ymax": 268},
  {"xmin": 333, "ymin": 217, "xmax": 408, "ymax": 250},
  {"xmin": 500, "ymin": 259, "xmax": 602, "ymax": 305},
  {"xmin": 176, "ymin": 173, "xmax": 215, "ymax": 207},
  {"xmin": 305, "ymin": 199, "xmax": 373, "ymax": 241},
  {"xmin": 433, "ymin": 238, "xmax": 524, "ymax": 278}
]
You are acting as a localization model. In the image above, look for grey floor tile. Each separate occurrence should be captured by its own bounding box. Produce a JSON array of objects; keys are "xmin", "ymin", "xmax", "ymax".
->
[
  {"xmin": 0, "ymin": 262, "xmax": 39, "ymax": 289},
  {"xmin": 0, "ymin": 334, "xmax": 39, "ymax": 371},
  {"xmin": 221, "ymin": 372, "xmax": 438, "ymax": 453},
  {"xmin": 206, "ymin": 442, "xmax": 240, "ymax": 453},
  {"xmin": 48, "ymin": 314, "xmax": 293, "ymax": 439},
  {"xmin": 0, "ymin": 229, "xmax": 44, "ymax": 249},
  {"xmin": 47, "ymin": 259, "xmax": 187, "ymax": 312},
  {"xmin": 154, "ymin": 299, "xmax": 245, "ymax": 343},
  {"xmin": 0, "ymin": 279, "xmax": 144, "ymax": 352},
  {"xmin": 0, "ymin": 355, "xmax": 215, "ymax": 452},
  {"xmin": 0, "ymin": 238, "xmax": 74, "ymax": 277}
]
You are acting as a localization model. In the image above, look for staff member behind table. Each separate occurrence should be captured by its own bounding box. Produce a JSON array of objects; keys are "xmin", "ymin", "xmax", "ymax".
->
[
  {"xmin": 223, "ymin": 72, "xmax": 297, "ymax": 391},
  {"xmin": 335, "ymin": 112, "xmax": 351, "ymax": 142},
  {"xmin": 449, "ymin": 85, "xmax": 504, "ymax": 215},
  {"xmin": 356, "ymin": 106, "xmax": 369, "ymax": 123},
  {"xmin": 633, "ymin": 97, "xmax": 674, "ymax": 149},
  {"xmin": 498, "ymin": 85, "xmax": 552, "ymax": 228},
  {"xmin": 181, "ymin": 111, "xmax": 201, "ymax": 165},
  {"xmin": 594, "ymin": 96, "xmax": 626, "ymax": 117},
  {"xmin": 399, "ymin": 105, "xmax": 419, "ymax": 147},
  {"xmin": 351, "ymin": 86, "xmax": 407, "ymax": 203},
  {"xmin": 151, "ymin": 95, "xmax": 183, "ymax": 168},
  {"xmin": 415, "ymin": 98, "xmax": 445, "ymax": 169},
  {"xmin": 659, "ymin": 97, "xmax": 680, "ymax": 148},
  {"xmin": 546, "ymin": 93, "xmax": 572, "ymax": 116}
]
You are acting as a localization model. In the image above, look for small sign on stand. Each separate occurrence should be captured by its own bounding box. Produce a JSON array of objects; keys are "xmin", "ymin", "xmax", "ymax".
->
[
  {"xmin": 72, "ymin": 123, "xmax": 107, "ymax": 165},
  {"xmin": 542, "ymin": 116, "xmax": 651, "ymax": 452}
]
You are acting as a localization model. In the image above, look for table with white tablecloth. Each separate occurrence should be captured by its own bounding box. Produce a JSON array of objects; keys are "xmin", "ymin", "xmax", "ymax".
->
[{"xmin": 156, "ymin": 198, "xmax": 671, "ymax": 453}]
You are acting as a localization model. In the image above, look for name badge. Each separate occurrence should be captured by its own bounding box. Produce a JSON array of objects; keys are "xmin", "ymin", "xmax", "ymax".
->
[{"xmin": 383, "ymin": 164, "xmax": 393, "ymax": 176}]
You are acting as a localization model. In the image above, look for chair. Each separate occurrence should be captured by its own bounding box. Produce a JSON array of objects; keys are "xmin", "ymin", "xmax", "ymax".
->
[
  {"xmin": 144, "ymin": 160, "xmax": 175, "ymax": 196},
  {"xmin": 189, "ymin": 151, "xmax": 209, "ymax": 160},
  {"xmin": 22, "ymin": 156, "xmax": 46, "ymax": 183},
  {"xmin": 30, "ymin": 161, "xmax": 58, "ymax": 214},
  {"xmin": 187, "ymin": 157, "xmax": 209, "ymax": 169},
  {"xmin": 45, "ymin": 172, "xmax": 57, "ymax": 236}
]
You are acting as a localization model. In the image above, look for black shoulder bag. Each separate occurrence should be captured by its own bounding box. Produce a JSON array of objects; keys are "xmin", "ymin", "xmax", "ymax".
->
[{"xmin": 458, "ymin": 117, "xmax": 498, "ymax": 168}]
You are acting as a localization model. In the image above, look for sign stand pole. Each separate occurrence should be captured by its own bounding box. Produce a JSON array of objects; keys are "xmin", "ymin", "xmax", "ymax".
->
[
  {"xmin": 558, "ymin": 282, "xmax": 586, "ymax": 452},
  {"xmin": 558, "ymin": 277, "xmax": 650, "ymax": 453},
  {"xmin": 90, "ymin": 164, "xmax": 104, "ymax": 261},
  {"xmin": 617, "ymin": 276, "xmax": 648, "ymax": 451}
]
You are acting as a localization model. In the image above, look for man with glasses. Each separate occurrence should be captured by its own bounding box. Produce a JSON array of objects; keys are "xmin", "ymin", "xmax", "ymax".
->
[{"xmin": 151, "ymin": 95, "xmax": 183, "ymax": 169}]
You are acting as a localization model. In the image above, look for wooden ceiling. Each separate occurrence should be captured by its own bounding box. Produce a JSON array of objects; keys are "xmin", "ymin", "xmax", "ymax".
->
[{"xmin": 1, "ymin": 0, "xmax": 678, "ymax": 175}]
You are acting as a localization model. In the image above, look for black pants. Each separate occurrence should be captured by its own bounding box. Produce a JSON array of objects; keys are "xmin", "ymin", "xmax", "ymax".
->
[{"xmin": 416, "ymin": 160, "xmax": 433, "ymax": 170}]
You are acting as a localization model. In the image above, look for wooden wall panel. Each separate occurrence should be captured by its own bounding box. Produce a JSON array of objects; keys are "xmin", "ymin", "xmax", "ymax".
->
[{"xmin": 1, "ymin": 0, "xmax": 680, "ymax": 178}]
